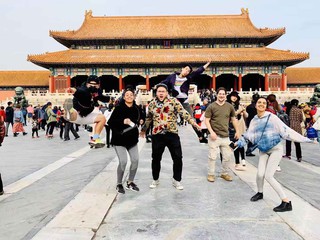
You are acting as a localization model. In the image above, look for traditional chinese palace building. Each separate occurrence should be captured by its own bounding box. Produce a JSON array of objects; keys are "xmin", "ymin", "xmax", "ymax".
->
[{"xmin": 27, "ymin": 9, "xmax": 309, "ymax": 93}]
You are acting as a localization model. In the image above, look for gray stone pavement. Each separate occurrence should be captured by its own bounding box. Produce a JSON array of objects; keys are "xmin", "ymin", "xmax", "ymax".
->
[
  {"xmin": 0, "ymin": 124, "xmax": 320, "ymax": 240},
  {"xmin": 0, "ymin": 125, "xmax": 114, "ymax": 240}
]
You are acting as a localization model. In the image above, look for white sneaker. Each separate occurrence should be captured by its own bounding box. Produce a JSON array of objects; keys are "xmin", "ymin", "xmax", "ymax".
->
[
  {"xmin": 235, "ymin": 164, "xmax": 245, "ymax": 171},
  {"xmin": 149, "ymin": 180, "xmax": 159, "ymax": 189},
  {"xmin": 276, "ymin": 165, "xmax": 281, "ymax": 172},
  {"xmin": 172, "ymin": 179, "xmax": 184, "ymax": 190},
  {"xmin": 241, "ymin": 159, "xmax": 246, "ymax": 166}
]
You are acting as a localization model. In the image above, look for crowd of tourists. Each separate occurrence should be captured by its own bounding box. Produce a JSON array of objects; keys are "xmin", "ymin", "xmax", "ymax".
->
[
  {"xmin": 1, "ymin": 62, "xmax": 320, "ymax": 213},
  {"xmin": 0, "ymin": 101, "xmax": 81, "ymax": 141}
]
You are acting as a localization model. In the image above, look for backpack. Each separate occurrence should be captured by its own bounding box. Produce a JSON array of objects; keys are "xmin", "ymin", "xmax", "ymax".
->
[
  {"xmin": 44, "ymin": 110, "xmax": 49, "ymax": 121},
  {"xmin": 277, "ymin": 110, "xmax": 290, "ymax": 126}
]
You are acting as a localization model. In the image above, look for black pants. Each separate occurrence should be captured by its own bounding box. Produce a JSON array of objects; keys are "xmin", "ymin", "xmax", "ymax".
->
[
  {"xmin": 0, "ymin": 173, "xmax": 3, "ymax": 192},
  {"xmin": 40, "ymin": 119, "xmax": 46, "ymax": 131},
  {"xmin": 151, "ymin": 133, "xmax": 183, "ymax": 181},
  {"xmin": 5, "ymin": 122, "xmax": 13, "ymax": 135},
  {"xmin": 146, "ymin": 122, "xmax": 153, "ymax": 142},
  {"xmin": 32, "ymin": 128, "xmax": 39, "ymax": 137},
  {"xmin": 60, "ymin": 124, "xmax": 65, "ymax": 139},
  {"xmin": 64, "ymin": 122, "xmax": 79, "ymax": 140},
  {"xmin": 285, "ymin": 140, "xmax": 302, "ymax": 159},
  {"xmin": 201, "ymin": 129, "xmax": 208, "ymax": 138},
  {"xmin": 246, "ymin": 141, "xmax": 254, "ymax": 154},
  {"xmin": 234, "ymin": 147, "xmax": 245, "ymax": 164},
  {"xmin": 105, "ymin": 125, "xmax": 111, "ymax": 147},
  {"xmin": 48, "ymin": 122, "xmax": 56, "ymax": 135}
]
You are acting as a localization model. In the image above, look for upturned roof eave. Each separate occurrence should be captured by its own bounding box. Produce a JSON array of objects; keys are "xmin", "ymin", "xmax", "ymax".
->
[
  {"xmin": 29, "ymin": 59, "xmax": 308, "ymax": 69},
  {"xmin": 28, "ymin": 47, "xmax": 309, "ymax": 69},
  {"xmin": 50, "ymin": 34, "xmax": 285, "ymax": 49},
  {"xmin": 50, "ymin": 33, "xmax": 284, "ymax": 41}
]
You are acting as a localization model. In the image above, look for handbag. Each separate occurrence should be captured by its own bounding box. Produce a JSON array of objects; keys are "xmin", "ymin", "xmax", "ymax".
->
[
  {"xmin": 307, "ymin": 127, "xmax": 318, "ymax": 138},
  {"xmin": 246, "ymin": 114, "xmax": 271, "ymax": 154}
]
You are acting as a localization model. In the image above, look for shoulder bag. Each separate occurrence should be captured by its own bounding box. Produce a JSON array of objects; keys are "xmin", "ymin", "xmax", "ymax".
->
[{"xmin": 246, "ymin": 114, "xmax": 271, "ymax": 154}]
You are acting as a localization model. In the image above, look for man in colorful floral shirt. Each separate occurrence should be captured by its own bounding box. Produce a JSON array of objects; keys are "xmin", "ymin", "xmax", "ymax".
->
[{"xmin": 140, "ymin": 83, "xmax": 201, "ymax": 190}]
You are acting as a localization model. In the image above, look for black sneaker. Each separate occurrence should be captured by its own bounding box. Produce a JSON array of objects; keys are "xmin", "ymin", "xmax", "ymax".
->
[
  {"xmin": 250, "ymin": 192, "xmax": 263, "ymax": 202},
  {"xmin": 116, "ymin": 184, "xmax": 125, "ymax": 194},
  {"xmin": 273, "ymin": 201, "xmax": 292, "ymax": 212},
  {"xmin": 125, "ymin": 181, "xmax": 140, "ymax": 192},
  {"xmin": 199, "ymin": 138, "xmax": 208, "ymax": 143},
  {"xmin": 246, "ymin": 152, "xmax": 255, "ymax": 157}
]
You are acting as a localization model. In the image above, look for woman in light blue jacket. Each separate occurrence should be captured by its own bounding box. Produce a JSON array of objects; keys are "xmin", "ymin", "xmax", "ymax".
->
[
  {"xmin": 12, "ymin": 104, "xmax": 27, "ymax": 137},
  {"xmin": 235, "ymin": 97, "xmax": 314, "ymax": 212}
]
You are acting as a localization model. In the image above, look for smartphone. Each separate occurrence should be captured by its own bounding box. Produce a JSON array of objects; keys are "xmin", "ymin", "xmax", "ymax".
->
[{"xmin": 229, "ymin": 142, "xmax": 238, "ymax": 151}]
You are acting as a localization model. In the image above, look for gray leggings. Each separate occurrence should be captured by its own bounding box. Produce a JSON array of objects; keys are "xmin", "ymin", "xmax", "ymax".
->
[
  {"xmin": 114, "ymin": 145, "xmax": 139, "ymax": 184},
  {"xmin": 257, "ymin": 142, "xmax": 287, "ymax": 200}
]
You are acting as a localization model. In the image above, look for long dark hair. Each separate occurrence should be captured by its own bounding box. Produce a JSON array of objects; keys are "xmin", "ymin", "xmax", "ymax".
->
[
  {"xmin": 267, "ymin": 94, "xmax": 280, "ymax": 112},
  {"xmin": 227, "ymin": 92, "xmax": 240, "ymax": 109},
  {"xmin": 287, "ymin": 99, "xmax": 299, "ymax": 115},
  {"xmin": 227, "ymin": 92, "xmax": 241, "ymax": 120}
]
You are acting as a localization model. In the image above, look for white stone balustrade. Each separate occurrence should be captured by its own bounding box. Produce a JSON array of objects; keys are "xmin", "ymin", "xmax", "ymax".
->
[
  {"xmin": 0, "ymin": 88, "xmax": 314, "ymax": 107},
  {"xmin": 236, "ymin": 88, "xmax": 314, "ymax": 106},
  {"xmin": 0, "ymin": 89, "xmax": 122, "ymax": 107}
]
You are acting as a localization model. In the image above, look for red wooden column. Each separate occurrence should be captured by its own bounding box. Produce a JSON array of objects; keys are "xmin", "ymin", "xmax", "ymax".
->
[
  {"xmin": 281, "ymin": 73, "xmax": 287, "ymax": 91},
  {"xmin": 50, "ymin": 75, "xmax": 55, "ymax": 93},
  {"xmin": 211, "ymin": 74, "xmax": 216, "ymax": 91},
  {"xmin": 233, "ymin": 77, "xmax": 238, "ymax": 91},
  {"xmin": 238, "ymin": 74, "xmax": 242, "ymax": 91},
  {"xmin": 146, "ymin": 75, "xmax": 150, "ymax": 90},
  {"xmin": 264, "ymin": 73, "xmax": 269, "ymax": 91},
  {"xmin": 119, "ymin": 75, "xmax": 123, "ymax": 91},
  {"xmin": 67, "ymin": 75, "xmax": 71, "ymax": 90}
]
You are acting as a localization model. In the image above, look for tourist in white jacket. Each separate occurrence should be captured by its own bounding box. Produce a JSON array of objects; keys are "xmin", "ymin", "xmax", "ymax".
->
[{"xmin": 235, "ymin": 97, "xmax": 314, "ymax": 212}]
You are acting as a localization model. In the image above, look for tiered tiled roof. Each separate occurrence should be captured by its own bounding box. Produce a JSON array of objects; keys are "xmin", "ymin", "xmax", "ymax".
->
[
  {"xmin": 286, "ymin": 67, "xmax": 320, "ymax": 84},
  {"xmin": 50, "ymin": 9, "xmax": 285, "ymax": 47},
  {"xmin": 0, "ymin": 71, "xmax": 50, "ymax": 87},
  {"xmin": 28, "ymin": 48, "xmax": 309, "ymax": 68}
]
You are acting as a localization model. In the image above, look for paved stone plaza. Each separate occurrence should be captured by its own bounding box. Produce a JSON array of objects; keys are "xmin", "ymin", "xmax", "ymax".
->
[{"xmin": 0, "ymin": 124, "xmax": 319, "ymax": 240}]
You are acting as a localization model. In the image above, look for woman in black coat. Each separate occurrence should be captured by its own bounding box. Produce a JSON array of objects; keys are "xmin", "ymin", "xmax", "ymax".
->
[{"xmin": 107, "ymin": 88, "xmax": 144, "ymax": 194}]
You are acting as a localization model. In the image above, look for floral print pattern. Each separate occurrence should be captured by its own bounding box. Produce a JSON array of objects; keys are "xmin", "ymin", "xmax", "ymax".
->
[{"xmin": 143, "ymin": 97, "xmax": 193, "ymax": 135}]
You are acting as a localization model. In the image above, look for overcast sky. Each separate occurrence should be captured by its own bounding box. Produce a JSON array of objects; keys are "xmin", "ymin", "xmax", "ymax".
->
[{"xmin": 0, "ymin": 0, "xmax": 318, "ymax": 70}]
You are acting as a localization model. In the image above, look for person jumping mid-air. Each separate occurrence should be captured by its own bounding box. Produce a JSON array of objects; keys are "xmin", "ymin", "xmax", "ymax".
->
[{"xmin": 63, "ymin": 75, "xmax": 110, "ymax": 148}]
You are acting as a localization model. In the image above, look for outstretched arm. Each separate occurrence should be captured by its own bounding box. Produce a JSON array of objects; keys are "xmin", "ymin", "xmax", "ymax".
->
[
  {"xmin": 189, "ymin": 61, "xmax": 211, "ymax": 78},
  {"xmin": 203, "ymin": 61, "xmax": 211, "ymax": 69}
]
